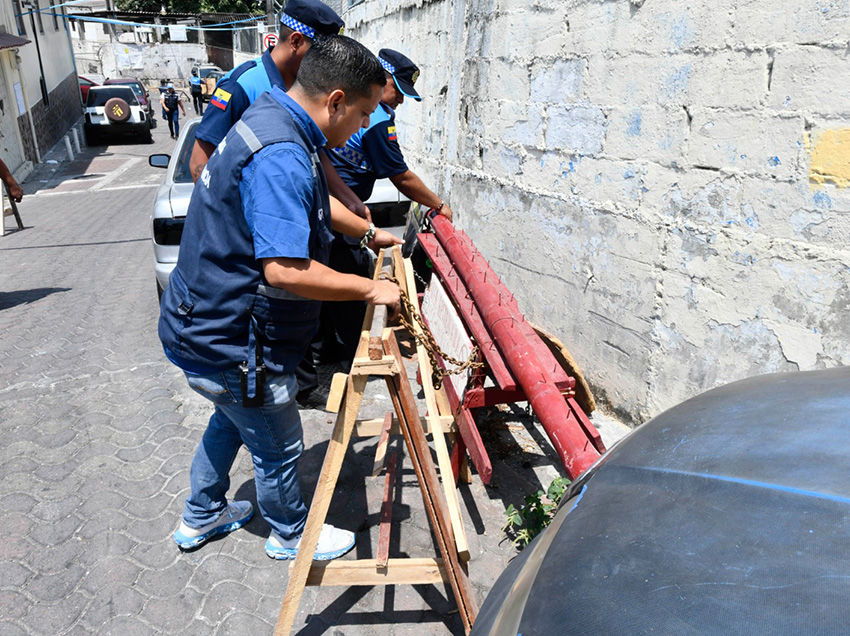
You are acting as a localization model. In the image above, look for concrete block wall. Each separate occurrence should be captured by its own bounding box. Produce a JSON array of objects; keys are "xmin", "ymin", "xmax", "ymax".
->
[{"xmin": 347, "ymin": 0, "xmax": 850, "ymax": 424}]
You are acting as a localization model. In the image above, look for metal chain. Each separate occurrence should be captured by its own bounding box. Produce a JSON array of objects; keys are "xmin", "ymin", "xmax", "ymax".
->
[{"xmin": 382, "ymin": 274, "xmax": 484, "ymax": 391}]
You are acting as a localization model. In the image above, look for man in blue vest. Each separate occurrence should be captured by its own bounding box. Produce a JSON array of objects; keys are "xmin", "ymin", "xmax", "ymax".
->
[
  {"xmin": 160, "ymin": 35, "xmax": 400, "ymax": 560},
  {"xmin": 187, "ymin": 0, "xmax": 368, "ymax": 218},
  {"xmin": 161, "ymin": 83, "xmax": 186, "ymax": 139}
]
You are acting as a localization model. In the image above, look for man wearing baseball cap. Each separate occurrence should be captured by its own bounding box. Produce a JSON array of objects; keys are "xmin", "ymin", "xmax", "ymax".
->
[
  {"xmin": 329, "ymin": 48, "xmax": 453, "ymax": 221},
  {"xmin": 188, "ymin": 0, "xmax": 368, "ymax": 219},
  {"xmin": 296, "ymin": 49, "xmax": 453, "ymax": 406}
]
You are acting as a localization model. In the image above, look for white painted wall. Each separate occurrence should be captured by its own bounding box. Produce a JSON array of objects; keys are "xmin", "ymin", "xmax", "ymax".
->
[{"xmin": 347, "ymin": 0, "xmax": 850, "ymax": 424}]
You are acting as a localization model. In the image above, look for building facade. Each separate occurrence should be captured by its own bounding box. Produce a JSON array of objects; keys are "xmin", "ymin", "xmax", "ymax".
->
[{"xmin": 0, "ymin": 0, "xmax": 79, "ymax": 175}]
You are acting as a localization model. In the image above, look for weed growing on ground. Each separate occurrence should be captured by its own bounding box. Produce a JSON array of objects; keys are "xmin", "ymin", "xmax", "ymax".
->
[{"xmin": 502, "ymin": 476, "xmax": 570, "ymax": 549}]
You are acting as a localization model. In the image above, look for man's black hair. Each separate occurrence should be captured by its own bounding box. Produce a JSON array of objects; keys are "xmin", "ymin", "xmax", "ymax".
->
[{"xmin": 295, "ymin": 35, "xmax": 386, "ymax": 103}]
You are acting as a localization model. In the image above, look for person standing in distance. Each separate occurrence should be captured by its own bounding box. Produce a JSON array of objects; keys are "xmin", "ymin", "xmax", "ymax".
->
[
  {"xmin": 189, "ymin": 69, "xmax": 203, "ymax": 115},
  {"xmin": 159, "ymin": 35, "xmax": 401, "ymax": 560},
  {"xmin": 187, "ymin": 0, "xmax": 370, "ymax": 219},
  {"xmin": 161, "ymin": 83, "xmax": 186, "ymax": 139}
]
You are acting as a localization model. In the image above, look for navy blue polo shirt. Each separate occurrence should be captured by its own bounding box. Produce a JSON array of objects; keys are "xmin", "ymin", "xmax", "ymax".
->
[
  {"xmin": 328, "ymin": 102, "xmax": 408, "ymax": 201},
  {"xmin": 196, "ymin": 48, "xmax": 287, "ymax": 147}
]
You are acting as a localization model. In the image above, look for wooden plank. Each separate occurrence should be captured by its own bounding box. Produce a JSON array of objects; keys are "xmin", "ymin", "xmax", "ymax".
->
[
  {"xmin": 296, "ymin": 558, "xmax": 448, "ymax": 587},
  {"xmin": 376, "ymin": 451, "xmax": 397, "ymax": 568},
  {"xmin": 354, "ymin": 415, "xmax": 457, "ymax": 438},
  {"xmin": 403, "ymin": 257, "xmax": 470, "ymax": 562},
  {"xmin": 371, "ymin": 411, "xmax": 394, "ymax": 477},
  {"xmin": 383, "ymin": 331, "xmax": 478, "ymax": 633},
  {"xmin": 274, "ymin": 372, "xmax": 368, "ymax": 636},
  {"xmin": 349, "ymin": 356, "xmax": 399, "ymax": 376},
  {"xmin": 529, "ymin": 320, "xmax": 597, "ymax": 414},
  {"xmin": 325, "ymin": 372, "xmax": 348, "ymax": 414}
]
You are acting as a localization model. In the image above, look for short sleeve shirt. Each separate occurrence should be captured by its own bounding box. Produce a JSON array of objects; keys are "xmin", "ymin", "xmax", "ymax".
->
[
  {"xmin": 195, "ymin": 48, "xmax": 287, "ymax": 147},
  {"xmin": 238, "ymin": 89, "xmax": 330, "ymax": 263},
  {"xmin": 328, "ymin": 102, "xmax": 408, "ymax": 201}
]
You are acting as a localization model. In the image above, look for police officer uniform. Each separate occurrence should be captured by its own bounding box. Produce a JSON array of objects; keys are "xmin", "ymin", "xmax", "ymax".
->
[
  {"xmin": 195, "ymin": 0, "xmax": 344, "ymax": 149},
  {"xmin": 189, "ymin": 71, "xmax": 203, "ymax": 115},
  {"xmin": 162, "ymin": 84, "xmax": 182, "ymax": 138},
  {"xmin": 160, "ymin": 86, "xmax": 336, "ymax": 548},
  {"xmin": 306, "ymin": 49, "xmax": 422, "ymax": 370},
  {"xmin": 328, "ymin": 49, "xmax": 421, "ymax": 200}
]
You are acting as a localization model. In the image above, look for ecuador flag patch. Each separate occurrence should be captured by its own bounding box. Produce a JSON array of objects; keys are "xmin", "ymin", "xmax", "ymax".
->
[
  {"xmin": 211, "ymin": 88, "xmax": 231, "ymax": 111},
  {"xmin": 387, "ymin": 125, "xmax": 397, "ymax": 142}
]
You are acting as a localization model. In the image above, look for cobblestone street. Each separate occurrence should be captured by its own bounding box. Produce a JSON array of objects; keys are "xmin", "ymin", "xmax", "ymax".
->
[{"xmin": 0, "ymin": 118, "xmax": 628, "ymax": 635}]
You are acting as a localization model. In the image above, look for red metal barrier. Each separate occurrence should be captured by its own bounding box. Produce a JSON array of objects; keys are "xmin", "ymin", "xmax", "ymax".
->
[{"xmin": 424, "ymin": 215, "xmax": 603, "ymax": 480}]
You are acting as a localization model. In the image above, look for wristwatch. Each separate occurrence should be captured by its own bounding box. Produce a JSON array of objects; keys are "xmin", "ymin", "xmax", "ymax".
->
[{"xmin": 360, "ymin": 222, "xmax": 376, "ymax": 248}]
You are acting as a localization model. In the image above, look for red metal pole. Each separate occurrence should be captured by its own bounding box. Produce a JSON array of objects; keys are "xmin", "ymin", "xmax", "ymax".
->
[{"xmin": 429, "ymin": 215, "xmax": 601, "ymax": 479}]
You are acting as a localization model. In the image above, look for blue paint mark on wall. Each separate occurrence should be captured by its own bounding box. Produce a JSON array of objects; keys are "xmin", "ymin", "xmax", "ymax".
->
[
  {"xmin": 626, "ymin": 110, "xmax": 642, "ymax": 137},
  {"xmin": 665, "ymin": 65, "xmax": 692, "ymax": 99},
  {"xmin": 767, "ymin": 156, "xmax": 781, "ymax": 167},
  {"xmin": 813, "ymin": 189, "xmax": 833, "ymax": 210},
  {"xmin": 669, "ymin": 15, "xmax": 694, "ymax": 49}
]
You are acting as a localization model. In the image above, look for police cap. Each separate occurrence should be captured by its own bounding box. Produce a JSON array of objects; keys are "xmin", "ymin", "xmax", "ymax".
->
[
  {"xmin": 280, "ymin": 0, "xmax": 345, "ymax": 39},
  {"xmin": 378, "ymin": 49, "xmax": 422, "ymax": 102}
]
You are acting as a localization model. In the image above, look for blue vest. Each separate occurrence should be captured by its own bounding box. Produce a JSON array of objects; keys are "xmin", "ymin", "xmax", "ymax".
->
[{"xmin": 158, "ymin": 91, "xmax": 333, "ymax": 375}]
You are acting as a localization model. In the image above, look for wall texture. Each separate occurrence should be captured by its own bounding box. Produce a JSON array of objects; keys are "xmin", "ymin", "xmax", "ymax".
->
[{"xmin": 347, "ymin": 0, "xmax": 850, "ymax": 424}]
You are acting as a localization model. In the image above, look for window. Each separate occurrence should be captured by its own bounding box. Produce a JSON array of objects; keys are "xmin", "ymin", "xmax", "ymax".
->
[
  {"xmin": 52, "ymin": 1, "xmax": 60, "ymax": 30},
  {"xmin": 34, "ymin": 0, "xmax": 43, "ymax": 34},
  {"xmin": 87, "ymin": 87, "xmax": 140, "ymax": 107},
  {"xmin": 13, "ymin": 0, "xmax": 26, "ymax": 36}
]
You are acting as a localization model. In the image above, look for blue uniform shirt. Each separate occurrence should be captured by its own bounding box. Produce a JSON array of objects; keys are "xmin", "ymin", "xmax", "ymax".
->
[
  {"xmin": 196, "ymin": 48, "xmax": 287, "ymax": 147},
  {"xmin": 328, "ymin": 102, "xmax": 408, "ymax": 201},
  {"xmin": 239, "ymin": 96, "xmax": 328, "ymax": 263}
]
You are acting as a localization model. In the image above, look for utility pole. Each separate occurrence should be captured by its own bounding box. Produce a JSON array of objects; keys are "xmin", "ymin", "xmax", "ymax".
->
[{"xmin": 266, "ymin": 0, "xmax": 274, "ymax": 28}]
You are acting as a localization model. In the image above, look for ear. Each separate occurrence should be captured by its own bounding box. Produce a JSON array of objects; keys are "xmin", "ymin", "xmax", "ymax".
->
[
  {"xmin": 327, "ymin": 89, "xmax": 346, "ymax": 116},
  {"xmin": 290, "ymin": 31, "xmax": 308, "ymax": 51}
]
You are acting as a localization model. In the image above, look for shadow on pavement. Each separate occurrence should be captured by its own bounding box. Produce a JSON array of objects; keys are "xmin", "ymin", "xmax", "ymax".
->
[{"xmin": 0, "ymin": 287, "xmax": 71, "ymax": 310}]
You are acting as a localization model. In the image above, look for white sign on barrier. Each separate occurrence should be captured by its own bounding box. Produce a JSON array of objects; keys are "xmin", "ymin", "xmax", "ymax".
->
[{"xmin": 421, "ymin": 275, "xmax": 474, "ymax": 401}]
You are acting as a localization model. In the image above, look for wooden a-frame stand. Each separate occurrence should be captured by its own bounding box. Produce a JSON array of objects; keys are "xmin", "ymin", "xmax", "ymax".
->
[{"xmin": 274, "ymin": 248, "xmax": 478, "ymax": 635}]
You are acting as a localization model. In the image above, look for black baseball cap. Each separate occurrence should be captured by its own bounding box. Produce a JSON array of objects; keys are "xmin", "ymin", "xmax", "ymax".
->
[
  {"xmin": 378, "ymin": 48, "xmax": 422, "ymax": 102},
  {"xmin": 280, "ymin": 0, "xmax": 345, "ymax": 39}
]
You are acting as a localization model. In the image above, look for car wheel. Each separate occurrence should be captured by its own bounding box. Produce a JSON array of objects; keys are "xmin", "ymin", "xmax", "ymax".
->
[{"xmin": 143, "ymin": 126, "xmax": 153, "ymax": 144}]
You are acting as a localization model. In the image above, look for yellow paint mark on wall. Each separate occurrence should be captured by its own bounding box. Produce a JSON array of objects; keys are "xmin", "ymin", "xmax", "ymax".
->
[{"xmin": 809, "ymin": 128, "xmax": 850, "ymax": 188}]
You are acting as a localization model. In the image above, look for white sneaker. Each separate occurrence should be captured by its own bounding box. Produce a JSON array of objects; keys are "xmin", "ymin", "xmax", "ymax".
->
[
  {"xmin": 265, "ymin": 523, "xmax": 355, "ymax": 561},
  {"xmin": 173, "ymin": 500, "xmax": 253, "ymax": 550}
]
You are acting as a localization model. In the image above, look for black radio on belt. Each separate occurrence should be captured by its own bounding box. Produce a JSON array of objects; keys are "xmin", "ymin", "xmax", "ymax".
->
[{"xmin": 240, "ymin": 318, "xmax": 266, "ymax": 407}]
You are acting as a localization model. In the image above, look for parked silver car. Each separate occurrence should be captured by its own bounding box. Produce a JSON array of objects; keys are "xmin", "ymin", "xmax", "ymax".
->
[
  {"xmin": 148, "ymin": 118, "xmax": 409, "ymax": 298},
  {"xmin": 148, "ymin": 118, "xmax": 199, "ymax": 298}
]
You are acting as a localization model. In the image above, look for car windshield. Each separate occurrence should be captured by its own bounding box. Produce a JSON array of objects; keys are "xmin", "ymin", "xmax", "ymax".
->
[
  {"xmin": 198, "ymin": 68, "xmax": 218, "ymax": 79},
  {"xmin": 87, "ymin": 88, "xmax": 139, "ymax": 107},
  {"xmin": 173, "ymin": 126, "xmax": 197, "ymax": 183},
  {"xmin": 108, "ymin": 81, "xmax": 145, "ymax": 98}
]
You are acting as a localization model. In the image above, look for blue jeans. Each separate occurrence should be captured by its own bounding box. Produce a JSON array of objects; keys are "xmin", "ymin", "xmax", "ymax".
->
[
  {"xmin": 182, "ymin": 368, "xmax": 308, "ymax": 540},
  {"xmin": 166, "ymin": 110, "xmax": 180, "ymax": 137}
]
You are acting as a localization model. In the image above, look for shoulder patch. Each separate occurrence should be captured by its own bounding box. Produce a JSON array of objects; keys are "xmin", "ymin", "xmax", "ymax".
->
[
  {"xmin": 211, "ymin": 88, "xmax": 231, "ymax": 111},
  {"xmin": 387, "ymin": 125, "xmax": 397, "ymax": 142}
]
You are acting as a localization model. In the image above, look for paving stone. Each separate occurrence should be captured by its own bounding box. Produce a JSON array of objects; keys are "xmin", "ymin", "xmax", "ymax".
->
[
  {"xmin": 134, "ymin": 559, "xmax": 196, "ymax": 598},
  {"xmin": 98, "ymin": 616, "xmax": 157, "ymax": 636},
  {"xmin": 139, "ymin": 587, "xmax": 205, "ymax": 632},
  {"xmin": 0, "ymin": 590, "xmax": 32, "ymax": 621},
  {"xmin": 80, "ymin": 556, "xmax": 142, "ymax": 593},
  {"xmin": 215, "ymin": 610, "xmax": 275, "ymax": 635},
  {"xmin": 22, "ymin": 589, "xmax": 90, "ymax": 634},
  {"xmin": 0, "ymin": 620, "xmax": 27, "ymax": 636}
]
